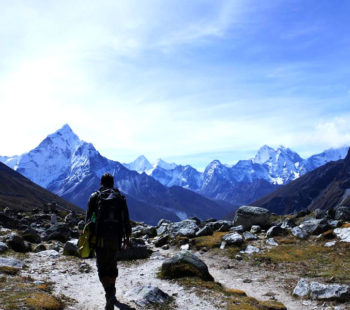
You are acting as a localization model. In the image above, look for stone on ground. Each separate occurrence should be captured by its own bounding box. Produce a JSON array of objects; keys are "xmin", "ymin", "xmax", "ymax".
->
[
  {"xmin": 126, "ymin": 285, "xmax": 170, "ymax": 307},
  {"xmin": 222, "ymin": 232, "xmax": 243, "ymax": 245},
  {"xmin": 161, "ymin": 250, "xmax": 214, "ymax": 281},
  {"xmin": 233, "ymin": 206, "xmax": 270, "ymax": 230},
  {"xmin": 334, "ymin": 227, "xmax": 350, "ymax": 242}
]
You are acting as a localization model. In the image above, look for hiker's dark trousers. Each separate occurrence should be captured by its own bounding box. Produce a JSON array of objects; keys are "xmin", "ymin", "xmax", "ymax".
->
[{"xmin": 95, "ymin": 246, "xmax": 118, "ymax": 279}]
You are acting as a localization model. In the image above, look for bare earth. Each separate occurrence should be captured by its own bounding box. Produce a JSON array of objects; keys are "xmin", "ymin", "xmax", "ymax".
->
[{"xmin": 22, "ymin": 247, "xmax": 341, "ymax": 310}]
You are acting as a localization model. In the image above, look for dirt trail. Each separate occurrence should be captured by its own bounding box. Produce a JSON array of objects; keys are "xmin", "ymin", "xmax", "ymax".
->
[{"xmin": 23, "ymin": 248, "xmax": 330, "ymax": 310}]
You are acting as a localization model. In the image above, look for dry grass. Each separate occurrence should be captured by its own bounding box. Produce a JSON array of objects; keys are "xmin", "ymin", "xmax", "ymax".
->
[
  {"xmin": 0, "ymin": 266, "xmax": 20, "ymax": 275},
  {"xmin": 25, "ymin": 292, "xmax": 63, "ymax": 310},
  {"xmin": 342, "ymin": 223, "xmax": 350, "ymax": 228},
  {"xmin": 253, "ymin": 240, "xmax": 350, "ymax": 283},
  {"xmin": 193, "ymin": 232, "xmax": 230, "ymax": 249}
]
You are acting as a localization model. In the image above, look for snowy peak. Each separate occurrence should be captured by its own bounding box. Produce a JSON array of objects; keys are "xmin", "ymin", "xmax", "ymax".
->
[
  {"xmin": 39, "ymin": 124, "xmax": 81, "ymax": 150},
  {"xmin": 253, "ymin": 145, "xmax": 302, "ymax": 165},
  {"xmin": 124, "ymin": 155, "xmax": 152, "ymax": 173},
  {"xmin": 153, "ymin": 158, "xmax": 177, "ymax": 170},
  {"xmin": 253, "ymin": 145, "xmax": 276, "ymax": 164}
]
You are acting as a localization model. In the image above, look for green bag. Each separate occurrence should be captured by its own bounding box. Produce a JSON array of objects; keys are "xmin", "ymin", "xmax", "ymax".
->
[{"xmin": 78, "ymin": 222, "xmax": 96, "ymax": 258}]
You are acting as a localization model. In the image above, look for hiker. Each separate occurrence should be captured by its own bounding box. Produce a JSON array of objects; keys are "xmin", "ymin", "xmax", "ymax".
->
[{"xmin": 86, "ymin": 173, "xmax": 131, "ymax": 310}]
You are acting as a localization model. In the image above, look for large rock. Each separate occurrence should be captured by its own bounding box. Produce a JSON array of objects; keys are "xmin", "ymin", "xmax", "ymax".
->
[
  {"xmin": 195, "ymin": 225, "xmax": 213, "ymax": 237},
  {"xmin": 243, "ymin": 231, "xmax": 258, "ymax": 241},
  {"xmin": 0, "ymin": 212, "xmax": 18, "ymax": 229},
  {"xmin": 132, "ymin": 225, "xmax": 157, "ymax": 238},
  {"xmin": 335, "ymin": 206, "xmax": 350, "ymax": 221},
  {"xmin": 221, "ymin": 232, "xmax": 243, "ymax": 245},
  {"xmin": 281, "ymin": 218, "xmax": 296, "ymax": 229},
  {"xmin": 291, "ymin": 227, "xmax": 308, "ymax": 239},
  {"xmin": 310, "ymin": 282, "xmax": 350, "ymax": 301},
  {"xmin": 63, "ymin": 239, "xmax": 79, "ymax": 256},
  {"xmin": 153, "ymin": 234, "xmax": 170, "ymax": 247},
  {"xmin": 168, "ymin": 220, "xmax": 199, "ymax": 237},
  {"xmin": 44, "ymin": 223, "xmax": 71, "ymax": 242},
  {"xmin": 334, "ymin": 227, "xmax": 350, "ymax": 242},
  {"xmin": 293, "ymin": 279, "xmax": 350, "ymax": 301},
  {"xmin": 22, "ymin": 228, "xmax": 41, "ymax": 243},
  {"xmin": 161, "ymin": 250, "xmax": 214, "ymax": 281},
  {"xmin": 116, "ymin": 239, "xmax": 152, "ymax": 260},
  {"xmin": 233, "ymin": 206, "xmax": 270, "ymax": 230},
  {"xmin": 5, "ymin": 233, "xmax": 27, "ymax": 252},
  {"xmin": 126, "ymin": 285, "xmax": 170, "ymax": 307},
  {"xmin": 299, "ymin": 218, "xmax": 329, "ymax": 235}
]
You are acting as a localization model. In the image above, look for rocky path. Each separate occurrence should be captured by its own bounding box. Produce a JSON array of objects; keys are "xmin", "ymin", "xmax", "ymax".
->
[{"xmin": 20, "ymin": 247, "xmax": 335, "ymax": 310}]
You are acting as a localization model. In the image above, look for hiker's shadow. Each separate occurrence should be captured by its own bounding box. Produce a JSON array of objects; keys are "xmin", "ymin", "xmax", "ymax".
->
[{"xmin": 115, "ymin": 300, "xmax": 136, "ymax": 310}]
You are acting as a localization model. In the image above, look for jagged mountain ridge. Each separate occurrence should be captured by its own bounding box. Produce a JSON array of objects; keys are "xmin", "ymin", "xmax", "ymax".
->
[
  {"xmin": 124, "ymin": 145, "xmax": 349, "ymax": 205},
  {"xmin": 1, "ymin": 125, "xmax": 232, "ymax": 225},
  {"xmin": 252, "ymin": 148, "xmax": 350, "ymax": 214}
]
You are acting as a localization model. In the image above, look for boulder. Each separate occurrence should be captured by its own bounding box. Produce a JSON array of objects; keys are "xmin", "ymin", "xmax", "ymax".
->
[
  {"xmin": 233, "ymin": 206, "xmax": 270, "ymax": 230},
  {"xmin": 324, "ymin": 241, "xmax": 336, "ymax": 247},
  {"xmin": 299, "ymin": 218, "xmax": 329, "ymax": 235},
  {"xmin": 44, "ymin": 223, "xmax": 71, "ymax": 242},
  {"xmin": 335, "ymin": 206, "xmax": 350, "ymax": 221},
  {"xmin": 195, "ymin": 225, "xmax": 213, "ymax": 237},
  {"xmin": 126, "ymin": 285, "xmax": 170, "ymax": 307},
  {"xmin": 222, "ymin": 232, "xmax": 243, "ymax": 246},
  {"xmin": 22, "ymin": 228, "xmax": 41, "ymax": 243},
  {"xmin": 157, "ymin": 219, "xmax": 171, "ymax": 227},
  {"xmin": 157, "ymin": 223, "xmax": 169, "ymax": 236},
  {"xmin": 77, "ymin": 220, "xmax": 85, "ymax": 230},
  {"xmin": 34, "ymin": 244, "xmax": 47, "ymax": 253},
  {"xmin": 116, "ymin": 239, "xmax": 152, "ymax": 260},
  {"xmin": 153, "ymin": 235, "xmax": 170, "ymax": 247},
  {"xmin": 63, "ymin": 239, "xmax": 79, "ymax": 256},
  {"xmin": 291, "ymin": 227, "xmax": 308, "ymax": 239},
  {"xmin": 231, "ymin": 225, "xmax": 244, "ymax": 233},
  {"xmin": 310, "ymin": 282, "xmax": 350, "ymax": 301},
  {"xmin": 334, "ymin": 227, "xmax": 350, "ymax": 242},
  {"xmin": 168, "ymin": 220, "xmax": 199, "ymax": 237},
  {"xmin": 314, "ymin": 209, "xmax": 327, "ymax": 219},
  {"xmin": 5, "ymin": 233, "xmax": 27, "ymax": 252},
  {"xmin": 243, "ymin": 231, "xmax": 258, "ymax": 241},
  {"xmin": 161, "ymin": 250, "xmax": 214, "ymax": 281},
  {"xmin": 36, "ymin": 250, "xmax": 60, "ymax": 258},
  {"xmin": 0, "ymin": 241, "xmax": 8, "ymax": 253},
  {"xmin": 0, "ymin": 212, "xmax": 18, "ymax": 229},
  {"xmin": 266, "ymin": 226, "xmax": 287, "ymax": 238}
]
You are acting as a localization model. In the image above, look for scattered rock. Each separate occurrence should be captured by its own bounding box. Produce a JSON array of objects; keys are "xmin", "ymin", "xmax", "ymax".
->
[
  {"xmin": 328, "ymin": 220, "xmax": 340, "ymax": 229},
  {"xmin": 36, "ymin": 250, "xmax": 60, "ymax": 258},
  {"xmin": 293, "ymin": 278, "xmax": 310, "ymax": 297},
  {"xmin": 162, "ymin": 244, "xmax": 169, "ymax": 250},
  {"xmin": 241, "ymin": 245, "xmax": 260, "ymax": 254},
  {"xmin": 291, "ymin": 226, "xmax": 308, "ymax": 239},
  {"xmin": 235, "ymin": 254, "xmax": 242, "ymax": 261},
  {"xmin": 157, "ymin": 223, "xmax": 169, "ymax": 236},
  {"xmin": 334, "ymin": 227, "xmax": 350, "ymax": 242},
  {"xmin": 220, "ymin": 241, "xmax": 226, "ymax": 249},
  {"xmin": 231, "ymin": 225, "xmax": 244, "ymax": 233},
  {"xmin": 243, "ymin": 231, "xmax": 258, "ymax": 241},
  {"xmin": 22, "ymin": 228, "xmax": 41, "ymax": 243},
  {"xmin": 34, "ymin": 243, "xmax": 47, "ymax": 252},
  {"xmin": 325, "ymin": 241, "xmax": 336, "ymax": 247},
  {"xmin": 126, "ymin": 285, "xmax": 170, "ymax": 307},
  {"xmin": 180, "ymin": 244, "xmax": 190, "ymax": 250},
  {"xmin": 77, "ymin": 220, "xmax": 85, "ymax": 230},
  {"xmin": 153, "ymin": 234, "xmax": 170, "ymax": 247},
  {"xmin": 281, "ymin": 218, "xmax": 296, "ymax": 229},
  {"xmin": 0, "ymin": 257, "xmax": 24, "ymax": 274},
  {"xmin": 0, "ymin": 241, "xmax": 9, "ymax": 253},
  {"xmin": 266, "ymin": 238, "xmax": 278, "ymax": 246},
  {"xmin": 299, "ymin": 218, "xmax": 329, "ymax": 235},
  {"xmin": 0, "ymin": 212, "xmax": 19, "ymax": 229},
  {"xmin": 79, "ymin": 262, "xmax": 92, "ymax": 273},
  {"xmin": 168, "ymin": 220, "xmax": 199, "ymax": 237},
  {"xmin": 222, "ymin": 232, "xmax": 243, "ymax": 246},
  {"xmin": 250, "ymin": 225, "xmax": 261, "ymax": 234},
  {"xmin": 161, "ymin": 250, "xmax": 214, "ymax": 281},
  {"xmin": 314, "ymin": 209, "xmax": 327, "ymax": 219},
  {"xmin": 266, "ymin": 226, "xmax": 287, "ymax": 238},
  {"xmin": 310, "ymin": 281, "xmax": 350, "ymax": 301},
  {"xmin": 5, "ymin": 233, "xmax": 27, "ymax": 252},
  {"xmin": 63, "ymin": 239, "xmax": 79, "ymax": 256},
  {"xmin": 116, "ymin": 239, "xmax": 152, "ymax": 260},
  {"xmin": 45, "ymin": 223, "xmax": 71, "ymax": 242},
  {"xmin": 334, "ymin": 206, "xmax": 350, "ymax": 221},
  {"xmin": 233, "ymin": 206, "xmax": 270, "ymax": 230}
]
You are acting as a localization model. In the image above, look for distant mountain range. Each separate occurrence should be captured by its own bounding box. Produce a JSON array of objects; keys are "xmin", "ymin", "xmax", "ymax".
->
[
  {"xmin": 0, "ymin": 125, "xmax": 231, "ymax": 224},
  {"xmin": 0, "ymin": 124, "xmax": 348, "ymax": 224},
  {"xmin": 253, "ymin": 148, "xmax": 350, "ymax": 214},
  {"xmin": 0, "ymin": 161, "xmax": 80, "ymax": 212},
  {"xmin": 123, "ymin": 144, "xmax": 348, "ymax": 206}
]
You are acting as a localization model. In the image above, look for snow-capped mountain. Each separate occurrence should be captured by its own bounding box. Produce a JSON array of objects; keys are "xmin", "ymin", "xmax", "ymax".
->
[
  {"xmin": 123, "ymin": 155, "xmax": 152, "ymax": 173},
  {"xmin": 0, "ymin": 125, "xmax": 231, "ymax": 224}
]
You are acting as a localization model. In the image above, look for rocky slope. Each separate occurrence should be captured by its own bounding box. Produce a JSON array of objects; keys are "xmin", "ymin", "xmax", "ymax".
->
[
  {"xmin": 0, "ymin": 161, "xmax": 80, "ymax": 213},
  {"xmin": 253, "ymin": 148, "xmax": 350, "ymax": 214}
]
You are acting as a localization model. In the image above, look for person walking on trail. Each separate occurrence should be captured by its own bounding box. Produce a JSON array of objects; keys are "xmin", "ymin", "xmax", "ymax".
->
[{"xmin": 86, "ymin": 173, "xmax": 132, "ymax": 310}]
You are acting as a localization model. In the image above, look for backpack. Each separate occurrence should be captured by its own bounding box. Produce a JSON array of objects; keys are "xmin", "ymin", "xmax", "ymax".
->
[{"xmin": 95, "ymin": 188, "xmax": 126, "ymax": 242}]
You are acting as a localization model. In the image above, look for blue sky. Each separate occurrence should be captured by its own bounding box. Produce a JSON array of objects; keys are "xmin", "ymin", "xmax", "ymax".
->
[{"xmin": 1, "ymin": 0, "xmax": 350, "ymax": 170}]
